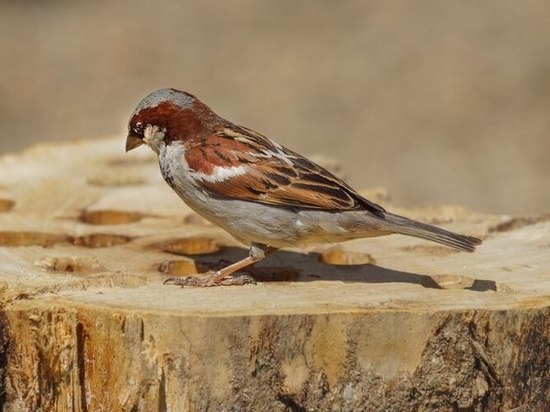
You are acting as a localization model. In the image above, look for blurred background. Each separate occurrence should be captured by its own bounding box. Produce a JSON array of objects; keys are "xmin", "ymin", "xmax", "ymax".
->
[{"xmin": 0, "ymin": 0, "xmax": 548, "ymax": 214}]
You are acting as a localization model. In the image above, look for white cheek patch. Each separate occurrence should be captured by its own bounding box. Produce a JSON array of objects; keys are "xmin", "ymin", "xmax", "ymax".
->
[
  {"xmin": 193, "ymin": 165, "xmax": 247, "ymax": 183},
  {"xmin": 143, "ymin": 124, "xmax": 166, "ymax": 155}
]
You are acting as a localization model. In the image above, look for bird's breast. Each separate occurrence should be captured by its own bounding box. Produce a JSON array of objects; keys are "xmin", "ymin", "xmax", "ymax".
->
[
  {"xmin": 158, "ymin": 143, "xmax": 213, "ymax": 208},
  {"xmin": 159, "ymin": 158, "xmax": 177, "ymax": 189}
]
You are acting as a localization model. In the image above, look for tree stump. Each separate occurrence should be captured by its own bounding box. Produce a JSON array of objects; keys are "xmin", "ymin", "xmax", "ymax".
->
[{"xmin": 0, "ymin": 137, "xmax": 548, "ymax": 411}]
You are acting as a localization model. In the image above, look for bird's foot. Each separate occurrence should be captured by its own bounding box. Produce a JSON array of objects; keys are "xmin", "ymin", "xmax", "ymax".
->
[{"xmin": 163, "ymin": 271, "xmax": 256, "ymax": 287}]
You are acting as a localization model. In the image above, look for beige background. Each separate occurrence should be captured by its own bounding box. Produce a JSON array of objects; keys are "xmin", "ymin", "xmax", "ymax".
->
[{"xmin": 0, "ymin": 0, "xmax": 548, "ymax": 214}]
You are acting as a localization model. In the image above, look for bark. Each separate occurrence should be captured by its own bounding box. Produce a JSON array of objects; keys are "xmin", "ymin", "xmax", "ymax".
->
[{"xmin": 0, "ymin": 138, "xmax": 548, "ymax": 411}]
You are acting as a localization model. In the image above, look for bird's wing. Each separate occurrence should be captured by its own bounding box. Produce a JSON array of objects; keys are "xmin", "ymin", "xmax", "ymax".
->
[{"xmin": 184, "ymin": 125, "xmax": 385, "ymax": 216}]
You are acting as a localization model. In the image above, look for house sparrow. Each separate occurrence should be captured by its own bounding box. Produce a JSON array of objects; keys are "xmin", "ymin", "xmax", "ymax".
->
[{"xmin": 126, "ymin": 88, "xmax": 481, "ymax": 287}]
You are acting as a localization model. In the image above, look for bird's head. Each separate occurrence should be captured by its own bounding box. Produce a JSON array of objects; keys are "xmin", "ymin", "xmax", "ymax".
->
[{"xmin": 126, "ymin": 88, "xmax": 214, "ymax": 155}]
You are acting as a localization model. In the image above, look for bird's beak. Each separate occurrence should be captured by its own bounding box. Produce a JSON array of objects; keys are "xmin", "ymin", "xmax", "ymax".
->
[{"xmin": 125, "ymin": 134, "xmax": 144, "ymax": 152}]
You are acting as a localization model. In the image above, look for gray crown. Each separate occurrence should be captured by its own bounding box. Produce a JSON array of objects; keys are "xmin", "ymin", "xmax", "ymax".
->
[{"xmin": 132, "ymin": 88, "xmax": 195, "ymax": 117}]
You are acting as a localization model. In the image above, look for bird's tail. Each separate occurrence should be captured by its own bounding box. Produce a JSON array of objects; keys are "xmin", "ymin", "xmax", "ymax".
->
[{"xmin": 381, "ymin": 211, "xmax": 482, "ymax": 252}]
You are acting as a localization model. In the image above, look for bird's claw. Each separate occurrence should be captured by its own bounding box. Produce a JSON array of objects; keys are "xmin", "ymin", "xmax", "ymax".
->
[{"xmin": 163, "ymin": 272, "xmax": 256, "ymax": 288}]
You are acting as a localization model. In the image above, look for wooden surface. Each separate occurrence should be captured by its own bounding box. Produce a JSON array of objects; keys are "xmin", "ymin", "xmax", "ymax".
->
[{"xmin": 0, "ymin": 137, "xmax": 548, "ymax": 411}]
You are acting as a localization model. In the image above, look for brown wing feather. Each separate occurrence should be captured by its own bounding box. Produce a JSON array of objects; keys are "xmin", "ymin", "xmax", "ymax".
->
[{"xmin": 190, "ymin": 127, "xmax": 386, "ymax": 216}]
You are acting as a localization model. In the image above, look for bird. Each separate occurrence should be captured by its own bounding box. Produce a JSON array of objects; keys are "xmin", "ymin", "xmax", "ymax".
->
[{"xmin": 126, "ymin": 88, "xmax": 481, "ymax": 287}]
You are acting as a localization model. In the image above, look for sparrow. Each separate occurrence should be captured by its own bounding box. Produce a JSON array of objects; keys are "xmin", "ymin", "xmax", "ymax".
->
[{"xmin": 126, "ymin": 88, "xmax": 481, "ymax": 287}]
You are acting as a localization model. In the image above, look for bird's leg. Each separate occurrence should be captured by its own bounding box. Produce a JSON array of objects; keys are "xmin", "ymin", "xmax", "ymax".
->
[{"xmin": 164, "ymin": 243, "xmax": 277, "ymax": 287}]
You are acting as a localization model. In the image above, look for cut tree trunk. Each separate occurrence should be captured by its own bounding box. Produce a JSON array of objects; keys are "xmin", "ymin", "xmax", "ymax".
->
[{"xmin": 0, "ymin": 137, "xmax": 548, "ymax": 411}]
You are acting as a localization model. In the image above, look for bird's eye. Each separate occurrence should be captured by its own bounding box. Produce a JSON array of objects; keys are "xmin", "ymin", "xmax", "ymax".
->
[{"xmin": 132, "ymin": 122, "xmax": 143, "ymax": 136}]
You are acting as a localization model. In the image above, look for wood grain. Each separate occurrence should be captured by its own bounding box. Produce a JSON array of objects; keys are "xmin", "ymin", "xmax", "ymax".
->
[{"xmin": 0, "ymin": 137, "xmax": 548, "ymax": 411}]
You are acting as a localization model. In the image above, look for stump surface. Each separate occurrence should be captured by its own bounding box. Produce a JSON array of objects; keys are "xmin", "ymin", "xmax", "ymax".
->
[{"xmin": 0, "ymin": 137, "xmax": 548, "ymax": 411}]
